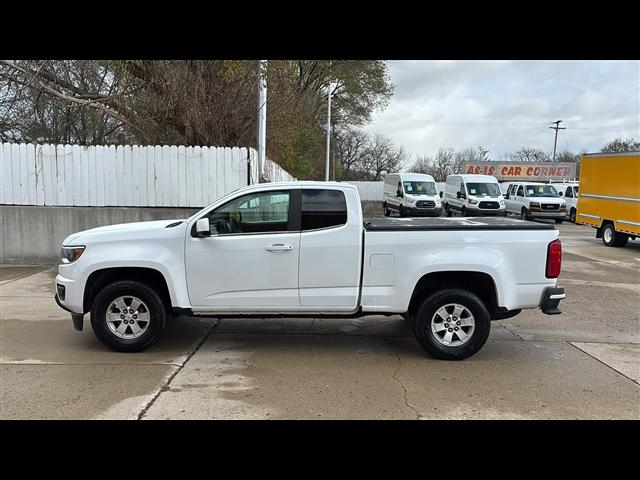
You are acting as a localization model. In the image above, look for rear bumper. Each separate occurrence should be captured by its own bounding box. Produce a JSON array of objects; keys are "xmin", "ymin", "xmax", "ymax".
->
[{"xmin": 539, "ymin": 287, "xmax": 565, "ymax": 315}]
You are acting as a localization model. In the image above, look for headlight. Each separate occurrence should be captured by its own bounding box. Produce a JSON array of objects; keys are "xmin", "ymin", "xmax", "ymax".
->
[
  {"xmin": 61, "ymin": 245, "xmax": 85, "ymax": 263},
  {"xmin": 468, "ymin": 198, "xmax": 478, "ymax": 205},
  {"xmin": 499, "ymin": 200, "xmax": 505, "ymax": 206}
]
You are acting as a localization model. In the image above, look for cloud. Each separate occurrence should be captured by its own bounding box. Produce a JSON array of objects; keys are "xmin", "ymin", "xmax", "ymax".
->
[{"xmin": 363, "ymin": 60, "xmax": 640, "ymax": 161}]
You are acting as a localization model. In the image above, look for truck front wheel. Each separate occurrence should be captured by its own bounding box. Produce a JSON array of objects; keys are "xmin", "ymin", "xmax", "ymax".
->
[
  {"xmin": 412, "ymin": 289, "xmax": 491, "ymax": 360},
  {"xmin": 90, "ymin": 280, "xmax": 167, "ymax": 352}
]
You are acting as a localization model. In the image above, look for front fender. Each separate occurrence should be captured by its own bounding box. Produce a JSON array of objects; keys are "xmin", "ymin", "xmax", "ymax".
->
[{"xmin": 70, "ymin": 242, "xmax": 189, "ymax": 308}]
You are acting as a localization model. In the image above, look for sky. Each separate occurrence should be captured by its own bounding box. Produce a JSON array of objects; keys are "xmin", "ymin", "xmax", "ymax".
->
[{"xmin": 362, "ymin": 60, "xmax": 640, "ymax": 161}]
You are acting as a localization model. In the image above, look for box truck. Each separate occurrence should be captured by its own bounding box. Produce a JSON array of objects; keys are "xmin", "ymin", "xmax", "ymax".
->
[{"xmin": 576, "ymin": 152, "xmax": 640, "ymax": 247}]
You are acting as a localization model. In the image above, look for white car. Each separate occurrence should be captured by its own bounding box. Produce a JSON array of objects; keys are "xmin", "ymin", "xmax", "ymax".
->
[
  {"xmin": 504, "ymin": 182, "xmax": 567, "ymax": 223},
  {"xmin": 443, "ymin": 174, "xmax": 506, "ymax": 217},
  {"xmin": 383, "ymin": 172, "xmax": 442, "ymax": 217},
  {"xmin": 549, "ymin": 182, "xmax": 579, "ymax": 223},
  {"xmin": 55, "ymin": 182, "xmax": 564, "ymax": 360}
]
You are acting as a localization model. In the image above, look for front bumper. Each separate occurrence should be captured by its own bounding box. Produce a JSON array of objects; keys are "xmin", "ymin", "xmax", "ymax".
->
[
  {"xmin": 466, "ymin": 206, "xmax": 506, "ymax": 217},
  {"xmin": 539, "ymin": 287, "xmax": 565, "ymax": 315},
  {"xmin": 530, "ymin": 210, "xmax": 566, "ymax": 219},
  {"xmin": 55, "ymin": 293, "xmax": 85, "ymax": 331},
  {"xmin": 404, "ymin": 206, "xmax": 442, "ymax": 216}
]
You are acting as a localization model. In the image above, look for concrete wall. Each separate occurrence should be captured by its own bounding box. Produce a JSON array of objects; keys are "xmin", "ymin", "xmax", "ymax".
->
[{"xmin": 1, "ymin": 206, "xmax": 199, "ymax": 265}]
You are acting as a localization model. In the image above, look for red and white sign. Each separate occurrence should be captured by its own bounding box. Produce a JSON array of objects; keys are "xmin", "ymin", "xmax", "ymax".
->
[{"xmin": 464, "ymin": 162, "xmax": 576, "ymax": 181}]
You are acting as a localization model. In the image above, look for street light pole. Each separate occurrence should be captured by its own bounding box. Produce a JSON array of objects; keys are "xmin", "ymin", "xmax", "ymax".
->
[
  {"xmin": 325, "ymin": 82, "xmax": 333, "ymax": 182},
  {"xmin": 257, "ymin": 60, "xmax": 267, "ymax": 183}
]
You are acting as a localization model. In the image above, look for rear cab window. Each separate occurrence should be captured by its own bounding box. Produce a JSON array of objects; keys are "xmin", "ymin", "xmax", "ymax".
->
[{"xmin": 301, "ymin": 189, "xmax": 347, "ymax": 230}]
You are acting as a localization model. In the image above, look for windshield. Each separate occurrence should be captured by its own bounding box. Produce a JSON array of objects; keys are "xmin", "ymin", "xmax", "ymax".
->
[
  {"xmin": 403, "ymin": 181, "xmax": 437, "ymax": 195},
  {"xmin": 466, "ymin": 183, "xmax": 501, "ymax": 197},
  {"xmin": 525, "ymin": 185, "xmax": 559, "ymax": 197}
]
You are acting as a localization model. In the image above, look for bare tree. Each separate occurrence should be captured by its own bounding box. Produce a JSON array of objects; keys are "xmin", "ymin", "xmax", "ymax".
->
[
  {"xmin": 407, "ymin": 148, "xmax": 457, "ymax": 182},
  {"xmin": 601, "ymin": 137, "xmax": 640, "ymax": 153},
  {"xmin": 333, "ymin": 127, "xmax": 368, "ymax": 180},
  {"xmin": 362, "ymin": 134, "xmax": 407, "ymax": 181},
  {"xmin": 508, "ymin": 147, "xmax": 551, "ymax": 162}
]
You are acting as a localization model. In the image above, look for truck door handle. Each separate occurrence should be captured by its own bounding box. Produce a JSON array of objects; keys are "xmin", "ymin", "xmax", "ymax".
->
[{"xmin": 266, "ymin": 244, "xmax": 293, "ymax": 252}]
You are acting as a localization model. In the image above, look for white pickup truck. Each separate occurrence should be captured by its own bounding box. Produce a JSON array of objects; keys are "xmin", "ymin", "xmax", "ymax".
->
[{"xmin": 55, "ymin": 182, "xmax": 565, "ymax": 360}]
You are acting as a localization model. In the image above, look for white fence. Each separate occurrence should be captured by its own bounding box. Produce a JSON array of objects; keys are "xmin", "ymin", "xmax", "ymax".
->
[
  {"xmin": 343, "ymin": 181, "xmax": 384, "ymax": 201},
  {"xmin": 0, "ymin": 143, "xmax": 295, "ymax": 208}
]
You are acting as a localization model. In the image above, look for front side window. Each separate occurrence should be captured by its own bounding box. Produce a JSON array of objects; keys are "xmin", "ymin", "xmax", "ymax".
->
[
  {"xmin": 466, "ymin": 182, "xmax": 501, "ymax": 196},
  {"xmin": 565, "ymin": 187, "xmax": 573, "ymax": 198},
  {"xmin": 205, "ymin": 190, "xmax": 291, "ymax": 234},
  {"xmin": 517, "ymin": 185, "xmax": 524, "ymax": 197},
  {"xmin": 302, "ymin": 189, "xmax": 347, "ymax": 231},
  {"xmin": 525, "ymin": 185, "xmax": 559, "ymax": 197},
  {"xmin": 403, "ymin": 181, "xmax": 437, "ymax": 195}
]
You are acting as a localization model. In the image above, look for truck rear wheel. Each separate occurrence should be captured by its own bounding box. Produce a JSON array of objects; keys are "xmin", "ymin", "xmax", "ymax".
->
[
  {"xmin": 602, "ymin": 223, "xmax": 628, "ymax": 247},
  {"xmin": 569, "ymin": 208, "xmax": 576, "ymax": 223},
  {"xmin": 412, "ymin": 289, "xmax": 491, "ymax": 360},
  {"xmin": 90, "ymin": 280, "xmax": 167, "ymax": 352},
  {"xmin": 383, "ymin": 203, "xmax": 390, "ymax": 217}
]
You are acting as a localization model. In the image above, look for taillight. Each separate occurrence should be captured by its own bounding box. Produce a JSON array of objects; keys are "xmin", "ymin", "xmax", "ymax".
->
[{"xmin": 546, "ymin": 239, "xmax": 562, "ymax": 278}]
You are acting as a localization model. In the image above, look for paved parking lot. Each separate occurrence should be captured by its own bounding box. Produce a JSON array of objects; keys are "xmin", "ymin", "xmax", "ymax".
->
[{"xmin": 1, "ymin": 221, "xmax": 638, "ymax": 419}]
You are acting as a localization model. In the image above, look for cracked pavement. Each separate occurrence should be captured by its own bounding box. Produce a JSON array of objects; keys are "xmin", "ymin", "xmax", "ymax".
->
[{"xmin": 1, "ymin": 222, "xmax": 639, "ymax": 419}]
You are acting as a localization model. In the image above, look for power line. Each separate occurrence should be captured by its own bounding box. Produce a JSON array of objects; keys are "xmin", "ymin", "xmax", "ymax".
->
[{"xmin": 408, "ymin": 120, "xmax": 639, "ymax": 130}]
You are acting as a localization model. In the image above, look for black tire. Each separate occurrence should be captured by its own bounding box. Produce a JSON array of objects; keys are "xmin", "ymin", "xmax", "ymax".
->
[
  {"xmin": 445, "ymin": 205, "xmax": 452, "ymax": 217},
  {"xmin": 90, "ymin": 280, "xmax": 167, "ymax": 352},
  {"xmin": 521, "ymin": 207, "xmax": 530, "ymax": 221},
  {"xmin": 461, "ymin": 206, "xmax": 466, "ymax": 217},
  {"xmin": 412, "ymin": 289, "xmax": 491, "ymax": 360},
  {"xmin": 383, "ymin": 203, "xmax": 390, "ymax": 217},
  {"xmin": 602, "ymin": 223, "xmax": 629, "ymax": 247},
  {"xmin": 618, "ymin": 234, "xmax": 629, "ymax": 247},
  {"xmin": 569, "ymin": 208, "xmax": 576, "ymax": 223},
  {"xmin": 554, "ymin": 218, "xmax": 564, "ymax": 224},
  {"xmin": 398, "ymin": 205, "xmax": 405, "ymax": 217}
]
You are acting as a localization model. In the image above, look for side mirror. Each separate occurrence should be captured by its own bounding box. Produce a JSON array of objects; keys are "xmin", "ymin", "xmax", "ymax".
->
[
  {"xmin": 457, "ymin": 191, "xmax": 466, "ymax": 199},
  {"xmin": 396, "ymin": 189, "xmax": 403, "ymax": 198},
  {"xmin": 505, "ymin": 193, "xmax": 510, "ymax": 199},
  {"xmin": 439, "ymin": 191, "xmax": 443, "ymax": 198},
  {"xmin": 195, "ymin": 218, "xmax": 211, "ymax": 237}
]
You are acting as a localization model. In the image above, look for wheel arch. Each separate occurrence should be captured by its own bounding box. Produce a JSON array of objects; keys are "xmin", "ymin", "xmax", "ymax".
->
[
  {"xmin": 407, "ymin": 270, "xmax": 499, "ymax": 320},
  {"xmin": 83, "ymin": 267, "xmax": 172, "ymax": 313}
]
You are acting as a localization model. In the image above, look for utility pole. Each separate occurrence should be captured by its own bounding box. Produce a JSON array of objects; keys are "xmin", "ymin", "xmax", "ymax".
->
[
  {"xmin": 549, "ymin": 120, "xmax": 566, "ymax": 162},
  {"xmin": 256, "ymin": 60, "xmax": 267, "ymax": 183},
  {"xmin": 325, "ymin": 82, "xmax": 333, "ymax": 182}
]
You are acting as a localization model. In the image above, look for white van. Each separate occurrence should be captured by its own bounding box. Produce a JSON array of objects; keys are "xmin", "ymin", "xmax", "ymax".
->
[
  {"xmin": 504, "ymin": 182, "xmax": 567, "ymax": 223},
  {"xmin": 443, "ymin": 174, "xmax": 506, "ymax": 217},
  {"xmin": 383, "ymin": 173, "xmax": 442, "ymax": 217},
  {"xmin": 549, "ymin": 181, "xmax": 579, "ymax": 222}
]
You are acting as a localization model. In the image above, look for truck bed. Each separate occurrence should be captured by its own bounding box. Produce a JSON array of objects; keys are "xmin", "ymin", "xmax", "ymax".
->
[{"xmin": 363, "ymin": 216, "xmax": 555, "ymax": 231}]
